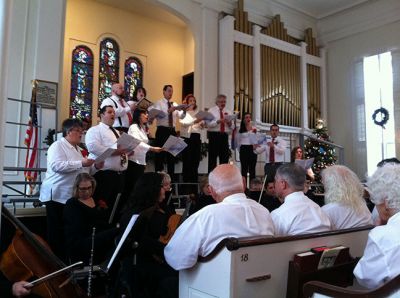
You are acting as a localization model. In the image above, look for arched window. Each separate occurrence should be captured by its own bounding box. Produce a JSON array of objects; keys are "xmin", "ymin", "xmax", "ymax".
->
[
  {"xmin": 98, "ymin": 38, "xmax": 119, "ymax": 105},
  {"xmin": 70, "ymin": 45, "xmax": 94, "ymax": 120},
  {"xmin": 124, "ymin": 56, "xmax": 143, "ymax": 101}
]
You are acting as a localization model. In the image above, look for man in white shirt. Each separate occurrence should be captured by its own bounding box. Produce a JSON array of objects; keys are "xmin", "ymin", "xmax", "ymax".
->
[
  {"xmin": 254, "ymin": 123, "xmax": 287, "ymax": 180},
  {"xmin": 271, "ymin": 163, "xmax": 331, "ymax": 236},
  {"xmin": 165, "ymin": 164, "xmax": 275, "ymax": 271},
  {"xmin": 354, "ymin": 164, "xmax": 400, "ymax": 289},
  {"xmin": 207, "ymin": 94, "xmax": 233, "ymax": 173},
  {"xmin": 85, "ymin": 105, "xmax": 130, "ymax": 217},
  {"xmin": 150, "ymin": 85, "xmax": 185, "ymax": 180},
  {"xmin": 101, "ymin": 83, "xmax": 135, "ymax": 133}
]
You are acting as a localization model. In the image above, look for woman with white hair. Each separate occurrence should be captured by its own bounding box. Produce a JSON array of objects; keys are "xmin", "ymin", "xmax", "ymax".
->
[
  {"xmin": 353, "ymin": 164, "xmax": 400, "ymax": 289},
  {"xmin": 321, "ymin": 165, "xmax": 372, "ymax": 229}
]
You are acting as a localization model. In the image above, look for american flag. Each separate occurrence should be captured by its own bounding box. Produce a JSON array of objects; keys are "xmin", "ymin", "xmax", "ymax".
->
[{"xmin": 24, "ymin": 81, "xmax": 39, "ymax": 193}]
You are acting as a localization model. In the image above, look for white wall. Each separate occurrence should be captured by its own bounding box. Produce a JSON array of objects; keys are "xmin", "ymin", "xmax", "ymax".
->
[
  {"xmin": 323, "ymin": 9, "xmax": 400, "ymax": 177},
  {"xmin": 2, "ymin": 0, "xmax": 64, "ymax": 195}
]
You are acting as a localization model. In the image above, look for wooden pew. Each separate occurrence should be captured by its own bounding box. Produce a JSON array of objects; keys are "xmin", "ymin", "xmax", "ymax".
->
[
  {"xmin": 303, "ymin": 274, "xmax": 400, "ymax": 297},
  {"xmin": 179, "ymin": 226, "xmax": 373, "ymax": 298}
]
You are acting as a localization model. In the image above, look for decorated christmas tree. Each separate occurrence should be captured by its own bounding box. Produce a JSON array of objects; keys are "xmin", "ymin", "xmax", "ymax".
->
[{"xmin": 304, "ymin": 119, "xmax": 337, "ymax": 183}]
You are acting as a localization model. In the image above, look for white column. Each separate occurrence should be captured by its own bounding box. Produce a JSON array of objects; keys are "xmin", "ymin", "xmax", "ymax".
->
[
  {"xmin": 320, "ymin": 48, "xmax": 328, "ymax": 125},
  {"xmin": 299, "ymin": 42, "xmax": 308, "ymax": 129},
  {"xmin": 0, "ymin": 0, "xmax": 12, "ymax": 224},
  {"xmin": 199, "ymin": 6, "xmax": 219, "ymax": 110},
  {"xmin": 219, "ymin": 15, "xmax": 235, "ymax": 112},
  {"xmin": 253, "ymin": 24, "xmax": 261, "ymax": 124}
]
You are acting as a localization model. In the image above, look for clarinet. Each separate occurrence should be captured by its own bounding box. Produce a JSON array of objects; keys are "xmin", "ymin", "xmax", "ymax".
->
[{"xmin": 87, "ymin": 227, "xmax": 96, "ymax": 297}]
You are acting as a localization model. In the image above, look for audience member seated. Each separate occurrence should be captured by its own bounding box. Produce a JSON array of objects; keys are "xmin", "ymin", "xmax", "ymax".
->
[
  {"xmin": 321, "ymin": 165, "xmax": 372, "ymax": 230},
  {"xmin": 63, "ymin": 173, "xmax": 118, "ymax": 265},
  {"xmin": 164, "ymin": 164, "xmax": 275, "ymax": 271},
  {"xmin": 119, "ymin": 172, "xmax": 177, "ymax": 298},
  {"xmin": 189, "ymin": 177, "xmax": 216, "ymax": 215},
  {"xmin": 353, "ymin": 164, "xmax": 400, "ymax": 289},
  {"xmin": 370, "ymin": 157, "xmax": 400, "ymax": 225},
  {"xmin": 271, "ymin": 163, "xmax": 331, "ymax": 236},
  {"xmin": 247, "ymin": 177, "xmax": 263, "ymax": 201},
  {"xmin": 258, "ymin": 179, "xmax": 282, "ymax": 212}
]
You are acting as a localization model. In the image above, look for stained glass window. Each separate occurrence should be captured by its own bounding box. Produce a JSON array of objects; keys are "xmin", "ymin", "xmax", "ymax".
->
[
  {"xmin": 70, "ymin": 45, "xmax": 93, "ymax": 120},
  {"xmin": 98, "ymin": 38, "xmax": 119, "ymax": 104},
  {"xmin": 124, "ymin": 57, "xmax": 143, "ymax": 101}
]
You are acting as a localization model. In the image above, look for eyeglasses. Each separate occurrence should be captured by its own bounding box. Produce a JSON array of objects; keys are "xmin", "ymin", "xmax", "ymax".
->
[{"xmin": 78, "ymin": 186, "xmax": 92, "ymax": 192}]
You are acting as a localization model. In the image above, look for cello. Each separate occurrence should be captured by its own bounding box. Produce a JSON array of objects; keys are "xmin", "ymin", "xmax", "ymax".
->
[{"xmin": 0, "ymin": 205, "xmax": 87, "ymax": 297}]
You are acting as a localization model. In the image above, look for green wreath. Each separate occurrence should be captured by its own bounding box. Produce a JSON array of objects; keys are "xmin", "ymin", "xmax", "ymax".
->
[{"xmin": 372, "ymin": 107, "xmax": 389, "ymax": 128}]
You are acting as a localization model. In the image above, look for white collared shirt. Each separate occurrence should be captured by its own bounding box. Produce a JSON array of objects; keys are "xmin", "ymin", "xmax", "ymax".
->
[
  {"xmin": 127, "ymin": 123, "xmax": 151, "ymax": 165},
  {"xmin": 101, "ymin": 94, "xmax": 132, "ymax": 128},
  {"xmin": 179, "ymin": 109, "xmax": 203, "ymax": 138},
  {"xmin": 271, "ymin": 191, "xmax": 331, "ymax": 236},
  {"xmin": 207, "ymin": 105, "xmax": 233, "ymax": 133},
  {"xmin": 85, "ymin": 122, "xmax": 128, "ymax": 172},
  {"xmin": 354, "ymin": 212, "xmax": 400, "ymax": 289},
  {"xmin": 254, "ymin": 135, "xmax": 287, "ymax": 163},
  {"xmin": 164, "ymin": 193, "xmax": 275, "ymax": 270},
  {"xmin": 322, "ymin": 202, "xmax": 372, "ymax": 230},
  {"xmin": 238, "ymin": 130, "xmax": 256, "ymax": 146},
  {"xmin": 40, "ymin": 138, "xmax": 92, "ymax": 204},
  {"xmin": 149, "ymin": 98, "xmax": 185, "ymax": 128}
]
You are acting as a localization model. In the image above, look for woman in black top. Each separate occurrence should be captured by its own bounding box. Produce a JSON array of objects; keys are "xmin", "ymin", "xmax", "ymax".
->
[
  {"xmin": 119, "ymin": 172, "xmax": 177, "ymax": 297},
  {"xmin": 63, "ymin": 173, "xmax": 118, "ymax": 265},
  {"xmin": 238, "ymin": 113, "xmax": 258, "ymax": 183}
]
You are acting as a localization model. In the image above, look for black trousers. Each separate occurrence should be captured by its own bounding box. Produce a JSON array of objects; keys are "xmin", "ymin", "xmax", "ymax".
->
[
  {"xmin": 207, "ymin": 131, "xmax": 230, "ymax": 173},
  {"xmin": 93, "ymin": 170, "xmax": 126, "ymax": 221},
  {"xmin": 155, "ymin": 126, "xmax": 176, "ymax": 179},
  {"xmin": 182, "ymin": 133, "xmax": 201, "ymax": 183},
  {"xmin": 45, "ymin": 200, "xmax": 66, "ymax": 261},
  {"xmin": 239, "ymin": 145, "xmax": 257, "ymax": 180},
  {"xmin": 123, "ymin": 160, "xmax": 145, "ymax": 201}
]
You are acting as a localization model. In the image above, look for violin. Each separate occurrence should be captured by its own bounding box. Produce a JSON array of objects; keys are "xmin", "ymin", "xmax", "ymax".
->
[
  {"xmin": 0, "ymin": 206, "xmax": 87, "ymax": 297},
  {"xmin": 159, "ymin": 195, "xmax": 193, "ymax": 244}
]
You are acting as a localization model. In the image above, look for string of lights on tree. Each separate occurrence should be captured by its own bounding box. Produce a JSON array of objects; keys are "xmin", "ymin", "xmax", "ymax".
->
[{"xmin": 304, "ymin": 119, "xmax": 337, "ymax": 183}]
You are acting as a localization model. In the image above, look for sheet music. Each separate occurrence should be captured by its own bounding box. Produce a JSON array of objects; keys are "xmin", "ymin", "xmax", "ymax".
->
[
  {"xmin": 195, "ymin": 111, "xmax": 215, "ymax": 121},
  {"xmin": 224, "ymin": 114, "xmax": 237, "ymax": 122},
  {"xmin": 175, "ymin": 104, "xmax": 190, "ymax": 110},
  {"xmin": 295, "ymin": 158, "xmax": 315, "ymax": 170},
  {"xmin": 148, "ymin": 108, "xmax": 166, "ymax": 120},
  {"xmin": 117, "ymin": 133, "xmax": 141, "ymax": 152},
  {"xmin": 105, "ymin": 214, "xmax": 139, "ymax": 272},
  {"xmin": 162, "ymin": 135, "xmax": 188, "ymax": 157},
  {"xmin": 136, "ymin": 98, "xmax": 153, "ymax": 110},
  {"xmin": 93, "ymin": 147, "xmax": 116, "ymax": 163},
  {"xmin": 248, "ymin": 133, "xmax": 267, "ymax": 145}
]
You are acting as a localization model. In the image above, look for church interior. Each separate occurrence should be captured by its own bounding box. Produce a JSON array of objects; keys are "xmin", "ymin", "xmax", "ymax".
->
[{"xmin": 1, "ymin": 0, "xmax": 400, "ymax": 297}]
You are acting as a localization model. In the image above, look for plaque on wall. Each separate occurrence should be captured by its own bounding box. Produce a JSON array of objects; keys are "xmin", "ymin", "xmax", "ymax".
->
[{"xmin": 35, "ymin": 79, "xmax": 58, "ymax": 107}]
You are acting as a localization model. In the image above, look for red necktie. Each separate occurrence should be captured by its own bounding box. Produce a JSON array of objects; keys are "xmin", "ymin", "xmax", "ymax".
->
[
  {"xmin": 269, "ymin": 138, "xmax": 275, "ymax": 163},
  {"xmin": 119, "ymin": 99, "xmax": 133, "ymax": 125},
  {"xmin": 168, "ymin": 101, "xmax": 173, "ymax": 127},
  {"xmin": 219, "ymin": 109, "xmax": 225, "ymax": 133}
]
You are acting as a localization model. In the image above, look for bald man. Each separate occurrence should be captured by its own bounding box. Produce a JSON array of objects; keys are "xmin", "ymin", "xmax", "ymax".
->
[
  {"xmin": 164, "ymin": 164, "xmax": 275, "ymax": 270},
  {"xmin": 101, "ymin": 83, "xmax": 135, "ymax": 133}
]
